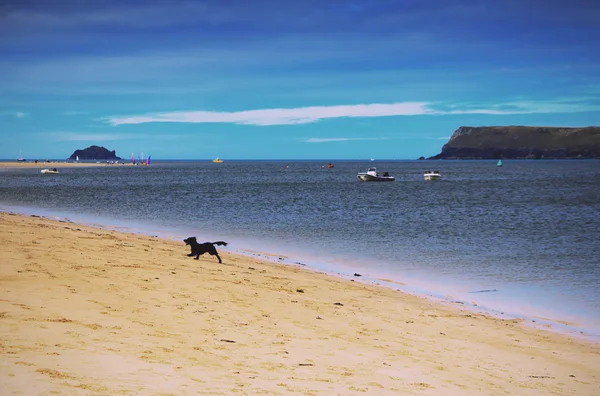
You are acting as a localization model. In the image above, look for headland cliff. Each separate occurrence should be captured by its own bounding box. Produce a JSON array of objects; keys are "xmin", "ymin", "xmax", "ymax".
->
[{"xmin": 429, "ymin": 126, "xmax": 600, "ymax": 159}]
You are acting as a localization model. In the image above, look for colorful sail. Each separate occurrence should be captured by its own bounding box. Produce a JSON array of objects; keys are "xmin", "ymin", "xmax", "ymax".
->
[
  {"xmin": 146, "ymin": 155, "xmax": 151, "ymax": 165},
  {"xmin": 131, "ymin": 152, "xmax": 135, "ymax": 164}
]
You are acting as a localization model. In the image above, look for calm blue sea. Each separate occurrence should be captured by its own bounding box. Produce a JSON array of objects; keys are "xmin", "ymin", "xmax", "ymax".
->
[{"xmin": 1, "ymin": 160, "xmax": 599, "ymax": 339}]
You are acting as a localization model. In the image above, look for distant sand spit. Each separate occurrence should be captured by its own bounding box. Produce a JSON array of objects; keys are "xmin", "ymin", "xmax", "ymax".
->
[
  {"xmin": 1, "ymin": 212, "xmax": 598, "ymax": 395},
  {"xmin": 0, "ymin": 162, "xmax": 131, "ymax": 168}
]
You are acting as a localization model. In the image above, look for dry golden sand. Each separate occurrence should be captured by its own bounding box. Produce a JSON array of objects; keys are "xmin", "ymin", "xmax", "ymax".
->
[{"xmin": 0, "ymin": 212, "xmax": 599, "ymax": 395}]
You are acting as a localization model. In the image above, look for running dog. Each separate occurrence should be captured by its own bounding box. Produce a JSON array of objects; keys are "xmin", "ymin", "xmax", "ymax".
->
[{"xmin": 183, "ymin": 237, "xmax": 228, "ymax": 263}]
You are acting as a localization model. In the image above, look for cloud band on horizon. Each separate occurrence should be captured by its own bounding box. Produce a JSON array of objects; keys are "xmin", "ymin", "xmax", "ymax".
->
[{"xmin": 105, "ymin": 100, "xmax": 598, "ymax": 127}]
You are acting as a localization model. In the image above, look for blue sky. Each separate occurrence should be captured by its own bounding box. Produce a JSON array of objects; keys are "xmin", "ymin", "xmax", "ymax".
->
[{"xmin": 1, "ymin": 0, "xmax": 599, "ymax": 160}]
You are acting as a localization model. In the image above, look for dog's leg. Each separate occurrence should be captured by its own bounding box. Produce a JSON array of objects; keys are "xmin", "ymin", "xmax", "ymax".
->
[
  {"xmin": 188, "ymin": 253, "xmax": 194, "ymax": 257},
  {"xmin": 195, "ymin": 254, "xmax": 200, "ymax": 260},
  {"xmin": 215, "ymin": 254, "xmax": 222, "ymax": 263}
]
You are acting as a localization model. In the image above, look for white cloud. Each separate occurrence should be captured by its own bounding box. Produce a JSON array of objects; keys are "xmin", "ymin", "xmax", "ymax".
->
[
  {"xmin": 306, "ymin": 137, "xmax": 390, "ymax": 143},
  {"xmin": 104, "ymin": 99, "xmax": 600, "ymax": 127},
  {"xmin": 107, "ymin": 102, "xmax": 432, "ymax": 126},
  {"xmin": 2, "ymin": 2, "xmax": 233, "ymax": 30},
  {"xmin": 15, "ymin": 112, "xmax": 27, "ymax": 118},
  {"xmin": 52, "ymin": 132, "xmax": 135, "ymax": 141},
  {"xmin": 432, "ymin": 99, "xmax": 600, "ymax": 115}
]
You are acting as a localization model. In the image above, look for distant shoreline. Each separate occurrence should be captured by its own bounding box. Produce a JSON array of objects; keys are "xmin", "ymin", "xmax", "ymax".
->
[{"xmin": 0, "ymin": 161, "xmax": 131, "ymax": 168}]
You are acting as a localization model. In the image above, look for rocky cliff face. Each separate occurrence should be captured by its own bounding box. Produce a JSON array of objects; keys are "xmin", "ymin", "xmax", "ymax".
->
[
  {"xmin": 429, "ymin": 126, "xmax": 600, "ymax": 159},
  {"xmin": 68, "ymin": 145, "xmax": 122, "ymax": 160}
]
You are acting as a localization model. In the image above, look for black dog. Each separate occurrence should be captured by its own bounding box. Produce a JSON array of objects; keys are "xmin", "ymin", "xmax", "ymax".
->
[{"xmin": 183, "ymin": 237, "xmax": 228, "ymax": 263}]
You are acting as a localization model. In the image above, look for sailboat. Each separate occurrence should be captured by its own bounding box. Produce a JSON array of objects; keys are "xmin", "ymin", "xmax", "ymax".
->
[
  {"xmin": 212, "ymin": 157, "xmax": 223, "ymax": 163},
  {"xmin": 17, "ymin": 150, "xmax": 26, "ymax": 162},
  {"xmin": 133, "ymin": 152, "xmax": 147, "ymax": 165},
  {"xmin": 131, "ymin": 151, "xmax": 151, "ymax": 166},
  {"xmin": 497, "ymin": 160, "xmax": 503, "ymax": 167}
]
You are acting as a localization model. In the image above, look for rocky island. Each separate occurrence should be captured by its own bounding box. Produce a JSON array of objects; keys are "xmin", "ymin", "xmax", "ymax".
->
[
  {"xmin": 68, "ymin": 145, "xmax": 122, "ymax": 161},
  {"xmin": 429, "ymin": 126, "xmax": 600, "ymax": 159}
]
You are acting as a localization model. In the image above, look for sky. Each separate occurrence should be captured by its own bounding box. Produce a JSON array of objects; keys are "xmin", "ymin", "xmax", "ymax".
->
[{"xmin": 1, "ymin": 0, "xmax": 599, "ymax": 160}]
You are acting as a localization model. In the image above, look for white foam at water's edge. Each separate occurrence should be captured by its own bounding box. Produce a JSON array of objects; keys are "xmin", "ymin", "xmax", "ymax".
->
[{"xmin": 2, "ymin": 204, "xmax": 599, "ymax": 343}]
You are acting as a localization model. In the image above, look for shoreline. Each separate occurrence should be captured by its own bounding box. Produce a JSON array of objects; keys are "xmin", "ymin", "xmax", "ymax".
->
[
  {"xmin": 0, "ymin": 161, "xmax": 133, "ymax": 169},
  {"xmin": 1, "ymin": 211, "xmax": 599, "ymax": 394},
  {"xmin": 2, "ymin": 205, "xmax": 599, "ymax": 343}
]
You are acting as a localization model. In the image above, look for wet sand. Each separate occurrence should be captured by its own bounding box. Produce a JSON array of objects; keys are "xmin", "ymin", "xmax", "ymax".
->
[{"xmin": 1, "ymin": 212, "xmax": 599, "ymax": 395}]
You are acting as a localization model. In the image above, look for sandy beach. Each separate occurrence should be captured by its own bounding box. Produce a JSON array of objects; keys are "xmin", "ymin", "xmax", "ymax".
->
[
  {"xmin": 0, "ymin": 162, "xmax": 131, "ymax": 169},
  {"xmin": 0, "ymin": 212, "xmax": 599, "ymax": 395}
]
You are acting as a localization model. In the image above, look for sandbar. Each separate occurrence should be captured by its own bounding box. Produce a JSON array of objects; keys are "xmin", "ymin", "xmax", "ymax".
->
[{"xmin": 0, "ymin": 161, "xmax": 131, "ymax": 169}]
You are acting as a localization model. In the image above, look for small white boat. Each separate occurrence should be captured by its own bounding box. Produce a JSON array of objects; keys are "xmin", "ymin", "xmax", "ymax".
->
[
  {"xmin": 357, "ymin": 167, "xmax": 395, "ymax": 182},
  {"xmin": 41, "ymin": 168, "xmax": 59, "ymax": 174},
  {"xmin": 424, "ymin": 170, "xmax": 441, "ymax": 181}
]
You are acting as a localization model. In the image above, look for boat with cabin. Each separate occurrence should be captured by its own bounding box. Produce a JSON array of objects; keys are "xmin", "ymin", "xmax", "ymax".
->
[
  {"xmin": 357, "ymin": 167, "xmax": 395, "ymax": 182},
  {"xmin": 424, "ymin": 170, "xmax": 441, "ymax": 181},
  {"xmin": 41, "ymin": 168, "xmax": 59, "ymax": 174}
]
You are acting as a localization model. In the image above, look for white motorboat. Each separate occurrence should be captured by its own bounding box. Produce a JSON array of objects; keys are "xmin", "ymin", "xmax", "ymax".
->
[
  {"xmin": 424, "ymin": 170, "xmax": 441, "ymax": 181},
  {"xmin": 41, "ymin": 168, "xmax": 59, "ymax": 174},
  {"xmin": 357, "ymin": 167, "xmax": 395, "ymax": 182}
]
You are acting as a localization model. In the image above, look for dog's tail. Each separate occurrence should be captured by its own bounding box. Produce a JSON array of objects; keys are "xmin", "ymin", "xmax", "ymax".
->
[{"xmin": 211, "ymin": 241, "xmax": 228, "ymax": 246}]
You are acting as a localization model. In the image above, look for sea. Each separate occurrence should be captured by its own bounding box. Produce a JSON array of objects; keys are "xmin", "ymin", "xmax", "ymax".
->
[{"xmin": 1, "ymin": 159, "xmax": 599, "ymax": 340}]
